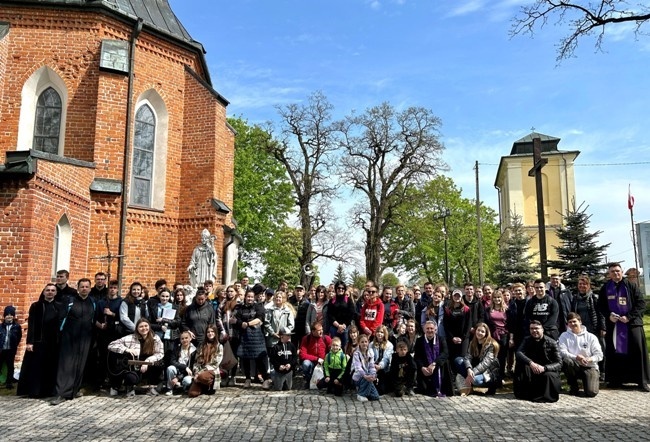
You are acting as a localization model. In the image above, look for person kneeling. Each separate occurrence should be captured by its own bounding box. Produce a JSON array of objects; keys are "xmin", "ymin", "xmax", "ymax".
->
[
  {"xmin": 558, "ymin": 313, "xmax": 603, "ymax": 397},
  {"xmin": 352, "ymin": 334, "xmax": 379, "ymax": 401},
  {"xmin": 514, "ymin": 320, "xmax": 562, "ymax": 403},
  {"xmin": 318, "ymin": 337, "xmax": 349, "ymax": 396},
  {"xmin": 107, "ymin": 318, "xmax": 164, "ymax": 396},
  {"xmin": 269, "ymin": 327, "xmax": 297, "ymax": 391},
  {"xmin": 188, "ymin": 325, "xmax": 222, "ymax": 398},
  {"xmin": 454, "ymin": 322, "xmax": 500, "ymax": 396},
  {"xmin": 414, "ymin": 320, "xmax": 454, "ymax": 397}
]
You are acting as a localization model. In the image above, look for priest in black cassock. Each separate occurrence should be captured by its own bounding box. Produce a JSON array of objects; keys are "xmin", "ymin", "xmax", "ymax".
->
[{"xmin": 50, "ymin": 278, "xmax": 96, "ymax": 405}]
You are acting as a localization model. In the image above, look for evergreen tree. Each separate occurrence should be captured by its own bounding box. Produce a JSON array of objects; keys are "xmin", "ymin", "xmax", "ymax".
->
[
  {"xmin": 350, "ymin": 269, "xmax": 366, "ymax": 290},
  {"xmin": 494, "ymin": 212, "xmax": 538, "ymax": 286},
  {"xmin": 548, "ymin": 201, "xmax": 610, "ymax": 291},
  {"xmin": 332, "ymin": 263, "xmax": 348, "ymax": 285}
]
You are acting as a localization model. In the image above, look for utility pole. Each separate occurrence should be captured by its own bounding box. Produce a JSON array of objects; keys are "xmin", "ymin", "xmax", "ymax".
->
[
  {"xmin": 475, "ymin": 161, "xmax": 484, "ymax": 285},
  {"xmin": 528, "ymin": 137, "xmax": 548, "ymax": 280}
]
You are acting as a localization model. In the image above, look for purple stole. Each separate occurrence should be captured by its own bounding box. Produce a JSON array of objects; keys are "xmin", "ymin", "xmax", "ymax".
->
[
  {"xmin": 606, "ymin": 281, "xmax": 630, "ymax": 354},
  {"xmin": 424, "ymin": 336, "xmax": 444, "ymax": 396}
]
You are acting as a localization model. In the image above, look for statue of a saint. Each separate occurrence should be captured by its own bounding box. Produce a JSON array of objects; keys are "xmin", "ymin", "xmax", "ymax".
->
[{"xmin": 187, "ymin": 229, "xmax": 217, "ymax": 288}]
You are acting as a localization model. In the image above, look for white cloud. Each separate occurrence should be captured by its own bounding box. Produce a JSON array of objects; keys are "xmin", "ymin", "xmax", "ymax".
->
[{"xmin": 447, "ymin": 0, "xmax": 486, "ymax": 17}]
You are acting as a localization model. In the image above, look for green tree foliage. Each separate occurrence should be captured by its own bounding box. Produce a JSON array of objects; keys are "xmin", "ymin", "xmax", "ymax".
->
[
  {"xmin": 494, "ymin": 212, "xmax": 538, "ymax": 286},
  {"xmin": 262, "ymin": 225, "xmax": 303, "ymax": 290},
  {"xmin": 332, "ymin": 263, "xmax": 348, "ymax": 285},
  {"xmin": 380, "ymin": 272, "xmax": 400, "ymax": 288},
  {"xmin": 230, "ymin": 117, "xmax": 294, "ymax": 273},
  {"xmin": 349, "ymin": 269, "xmax": 366, "ymax": 290},
  {"xmin": 384, "ymin": 176, "xmax": 500, "ymax": 287},
  {"xmin": 548, "ymin": 201, "xmax": 610, "ymax": 291}
]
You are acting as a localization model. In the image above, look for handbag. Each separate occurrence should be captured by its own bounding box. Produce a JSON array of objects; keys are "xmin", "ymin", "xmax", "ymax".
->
[
  {"xmin": 309, "ymin": 363, "xmax": 324, "ymax": 390},
  {"xmin": 220, "ymin": 341, "xmax": 237, "ymax": 371},
  {"xmin": 195, "ymin": 370, "xmax": 215, "ymax": 386}
]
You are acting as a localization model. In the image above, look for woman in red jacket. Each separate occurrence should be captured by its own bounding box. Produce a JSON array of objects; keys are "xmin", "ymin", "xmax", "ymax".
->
[{"xmin": 359, "ymin": 288, "xmax": 384, "ymax": 336}]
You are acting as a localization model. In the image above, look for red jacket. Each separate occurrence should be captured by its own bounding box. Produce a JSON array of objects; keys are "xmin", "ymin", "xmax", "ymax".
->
[
  {"xmin": 360, "ymin": 298, "xmax": 385, "ymax": 335},
  {"xmin": 300, "ymin": 333, "xmax": 332, "ymax": 362}
]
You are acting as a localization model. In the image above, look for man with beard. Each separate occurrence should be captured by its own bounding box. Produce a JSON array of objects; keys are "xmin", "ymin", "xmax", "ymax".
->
[
  {"xmin": 525, "ymin": 279, "xmax": 560, "ymax": 339},
  {"xmin": 51, "ymin": 278, "xmax": 96, "ymax": 405},
  {"xmin": 514, "ymin": 321, "xmax": 562, "ymax": 402}
]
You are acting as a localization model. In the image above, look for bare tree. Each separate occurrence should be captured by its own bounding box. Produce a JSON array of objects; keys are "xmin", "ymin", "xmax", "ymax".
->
[
  {"xmin": 338, "ymin": 103, "xmax": 446, "ymax": 283},
  {"xmin": 511, "ymin": 1, "xmax": 650, "ymax": 61},
  {"xmin": 268, "ymin": 91, "xmax": 344, "ymax": 286}
]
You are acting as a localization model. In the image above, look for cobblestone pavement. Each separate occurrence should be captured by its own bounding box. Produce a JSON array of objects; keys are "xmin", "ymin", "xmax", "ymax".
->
[{"xmin": 0, "ymin": 386, "xmax": 648, "ymax": 441}]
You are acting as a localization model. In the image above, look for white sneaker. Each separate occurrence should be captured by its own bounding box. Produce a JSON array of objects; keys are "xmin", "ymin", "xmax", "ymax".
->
[
  {"xmin": 126, "ymin": 389, "xmax": 135, "ymax": 397},
  {"xmin": 109, "ymin": 388, "xmax": 118, "ymax": 397},
  {"xmin": 165, "ymin": 390, "xmax": 173, "ymax": 396},
  {"xmin": 356, "ymin": 395, "xmax": 369, "ymax": 402}
]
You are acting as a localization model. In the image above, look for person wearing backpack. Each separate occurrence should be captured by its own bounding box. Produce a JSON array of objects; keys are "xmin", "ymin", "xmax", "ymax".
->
[{"xmin": 317, "ymin": 337, "xmax": 349, "ymax": 396}]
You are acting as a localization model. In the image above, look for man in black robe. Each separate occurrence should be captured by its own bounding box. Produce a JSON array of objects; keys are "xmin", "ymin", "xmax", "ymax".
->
[
  {"xmin": 598, "ymin": 262, "xmax": 650, "ymax": 392},
  {"xmin": 514, "ymin": 320, "xmax": 562, "ymax": 402},
  {"xmin": 51, "ymin": 278, "xmax": 95, "ymax": 405}
]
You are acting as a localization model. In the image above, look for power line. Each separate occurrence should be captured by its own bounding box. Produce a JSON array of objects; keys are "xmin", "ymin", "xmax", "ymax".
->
[{"xmin": 478, "ymin": 161, "xmax": 650, "ymax": 167}]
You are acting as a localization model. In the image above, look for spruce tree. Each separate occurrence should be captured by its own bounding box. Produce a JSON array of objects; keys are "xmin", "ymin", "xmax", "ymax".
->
[
  {"xmin": 332, "ymin": 263, "xmax": 348, "ymax": 285},
  {"xmin": 495, "ymin": 212, "xmax": 538, "ymax": 286},
  {"xmin": 548, "ymin": 201, "xmax": 609, "ymax": 291}
]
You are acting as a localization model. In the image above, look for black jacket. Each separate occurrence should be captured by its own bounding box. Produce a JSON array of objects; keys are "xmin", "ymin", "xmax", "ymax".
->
[{"xmin": 516, "ymin": 335, "xmax": 562, "ymax": 372}]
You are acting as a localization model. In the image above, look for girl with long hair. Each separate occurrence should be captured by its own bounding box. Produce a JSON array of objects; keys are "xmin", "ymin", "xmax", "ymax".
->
[
  {"xmin": 188, "ymin": 324, "xmax": 223, "ymax": 397},
  {"xmin": 454, "ymin": 322, "xmax": 500, "ymax": 396},
  {"xmin": 107, "ymin": 318, "xmax": 163, "ymax": 396}
]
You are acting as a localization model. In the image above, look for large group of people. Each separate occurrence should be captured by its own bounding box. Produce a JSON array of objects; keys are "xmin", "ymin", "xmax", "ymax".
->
[{"xmin": 1, "ymin": 262, "xmax": 648, "ymax": 406}]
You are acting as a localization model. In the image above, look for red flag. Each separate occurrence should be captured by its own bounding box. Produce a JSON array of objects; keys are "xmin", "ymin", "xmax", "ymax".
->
[{"xmin": 628, "ymin": 185, "xmax": 634, "ymax": 210}]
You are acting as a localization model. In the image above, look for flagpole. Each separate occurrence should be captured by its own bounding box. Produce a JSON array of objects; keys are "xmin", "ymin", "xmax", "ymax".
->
[{"xmin": 629, "ymin": 185, "xmax": 639, "ymax": 271}]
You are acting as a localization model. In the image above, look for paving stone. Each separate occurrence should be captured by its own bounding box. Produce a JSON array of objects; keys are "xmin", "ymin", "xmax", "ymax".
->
[{"xmin": 0, "ymin": 388, "xmax": 648, "ymax": 441}]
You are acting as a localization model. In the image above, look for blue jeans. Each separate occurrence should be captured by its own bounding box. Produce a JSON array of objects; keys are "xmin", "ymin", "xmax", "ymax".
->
[
  {"xmin": 301, "ymin": 359, "xmax": 316, "ymax": 382},
  {"xmin": 454, "ymin": 357, "xmax": 488, "ymax": 386},
  {"xmin": 356, "ymin": 378, "xmax": 380, "ymax": 400}
]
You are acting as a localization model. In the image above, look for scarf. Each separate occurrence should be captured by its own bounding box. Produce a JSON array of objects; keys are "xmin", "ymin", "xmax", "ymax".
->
[{"xmin": 606, "ymin": 280, "xmax": 630, "ymax": 354}]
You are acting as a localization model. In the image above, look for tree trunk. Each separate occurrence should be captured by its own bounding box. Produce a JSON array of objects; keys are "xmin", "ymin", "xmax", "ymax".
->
[
  {"xmin": 365, "ymin": 231, "xmax": 382, "ymax": 284},
  {"xmin": 299, "ymin": 203, "xmax": 313, "ymax": 287}
]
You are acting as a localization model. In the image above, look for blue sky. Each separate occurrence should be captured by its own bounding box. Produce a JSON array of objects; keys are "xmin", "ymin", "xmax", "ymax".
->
[{"xmin": 170, "ymin": 0, "xmax": 650, "ymax": 284}]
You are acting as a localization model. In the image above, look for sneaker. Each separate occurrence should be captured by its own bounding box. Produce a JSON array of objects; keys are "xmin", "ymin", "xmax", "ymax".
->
[
  {"xmin": 262, "ymin": 379, "xmax": 272, "ymax": 390},
  {"xmin": 227, "ymin": 378, "xmax": 236, "ymax": 387},
  {"xmin": 74, "ymin": 391, "xmax": 83, "ymax": 398},
  {"xmin": 356, "ymin": 394, "xmax": 369, "ymax": 402},
  {"xmin": 405, "ymin": 389, "xmax": 415, "ymax": 397},
  {"xmin": 243, "ymin": 379, "xmax": 251, "ymax": 389},
  {"xmin": 165, "ymin": 390, "xmax": 174, "ymax": 396},
  {"xmin": 126, "ymin": 389, "xmax": 135, "ymax": 397},
  {"xmin": 109, "ymin": 388, "xmax": 118, "ymax": 397}
]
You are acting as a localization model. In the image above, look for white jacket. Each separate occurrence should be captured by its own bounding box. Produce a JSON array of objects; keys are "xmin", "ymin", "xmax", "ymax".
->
[{"xmin": 558, "ymin": 325, "xmax": 603, "ymax": 369}]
